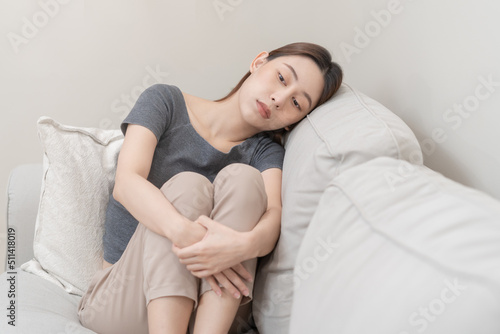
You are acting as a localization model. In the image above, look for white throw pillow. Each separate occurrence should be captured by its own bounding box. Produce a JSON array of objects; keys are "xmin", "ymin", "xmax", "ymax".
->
[
  {"xmin": 21, "ymin": 117, "xmax": 123, "ymax": 296},
  {"xmin": 253, "ymin": 83, "xmax": 423, "ymax": 333},
  {"xmin": 290, "ymin": 157, "xmax": 500, "ymax": 334}
]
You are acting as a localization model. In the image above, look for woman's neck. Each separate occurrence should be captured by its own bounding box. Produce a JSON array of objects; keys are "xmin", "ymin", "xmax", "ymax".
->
[{"xmin": 184, "ymin": 92, "xmax": 260, "ymax": 144}]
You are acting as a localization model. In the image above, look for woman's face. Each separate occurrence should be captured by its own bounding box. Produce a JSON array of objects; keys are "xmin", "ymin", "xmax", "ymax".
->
[{"xmin": 238, "ymin": 53, "xmax": 324, "ymax": 132}]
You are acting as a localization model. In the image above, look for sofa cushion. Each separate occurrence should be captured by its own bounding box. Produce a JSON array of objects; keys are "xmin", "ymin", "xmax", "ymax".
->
[
  {"xmin": 20, "ymin": 117, "xmax": 123, "ymax": 296},
  {"xmin": 290, "ymin": 157, "xmax": 500, "ymax": 334},
  {"xmin": 0, "ymin": 270, "xmax": 96, "ymax": 333},
  {"xmin": 253, "ymin": 84, "xmax": 423, "ymax": 333},
  {"xmin": 6, "ymin": 164, "xmax": 43, "ymax": 270}
]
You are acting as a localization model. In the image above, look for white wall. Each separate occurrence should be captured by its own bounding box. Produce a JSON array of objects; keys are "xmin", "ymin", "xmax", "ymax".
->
[{"xmin": 1, "ymin": 0, "xmax": 499, "ymax": 269}]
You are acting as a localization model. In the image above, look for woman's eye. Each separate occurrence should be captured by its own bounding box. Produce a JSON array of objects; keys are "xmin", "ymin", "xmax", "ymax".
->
[
  {"xmin": 278, "ymin": 73, "xmax": 286, "ymax": 85},
  {"xmin": 293, "ymin": 98, "xmax": 301, "ymax": 109}
]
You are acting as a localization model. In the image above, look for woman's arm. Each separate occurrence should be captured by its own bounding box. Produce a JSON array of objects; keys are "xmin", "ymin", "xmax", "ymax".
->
[
  {"xmin": 246, "ymin": 167, "xmax": 283, "ymax": 257},
  {"xmin": 173, "ymin": 167, "xmax": 283, "ymax": 276},
  {"xmin": 113, "ymin": 124, "xmax": 206, "ymax": 246}
]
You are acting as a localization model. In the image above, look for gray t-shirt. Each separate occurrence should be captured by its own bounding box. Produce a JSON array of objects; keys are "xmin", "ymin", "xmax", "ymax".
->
[{"xmin": 103, "ymin": 84, "xmax": 285, "ymax": 264}]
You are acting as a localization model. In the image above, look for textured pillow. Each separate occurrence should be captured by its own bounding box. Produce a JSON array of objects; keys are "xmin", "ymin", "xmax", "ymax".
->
[
  {"xmin": 290, "ymin": 157, "xmax": 500, "ymax": 334},
  {"xmin": 21, "ymin": 117, "xmax": 123, "ymax": 296},
  {"xmin": 253, "ymin": 83, "xmax": 423, "ymax": 333}
]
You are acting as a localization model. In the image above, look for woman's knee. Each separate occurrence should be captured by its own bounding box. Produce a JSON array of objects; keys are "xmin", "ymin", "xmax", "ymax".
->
[
  {"xmin": 213, "ymin": 164, "xmax": 267, "ymax": 210},
  {"xmin": 160, "ymin": 172, "xmax": 214, "ymax": 220}
]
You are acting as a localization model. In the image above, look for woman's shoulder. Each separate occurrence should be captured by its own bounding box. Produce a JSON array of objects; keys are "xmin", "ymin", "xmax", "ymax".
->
[
  {"xmin": 250, "ymin": 132, "xmax": 285, "ymax": 151},
  {"xmin": 246, "ymin": 132, "xmax": 285, "ymax": 171},
  {"xmin": 143, "ymin": 83, "xmax": 183, "ymax": 100},
  {"xmin": 123, "ymin": 83, "xmax": 187, "ymax": 133}
]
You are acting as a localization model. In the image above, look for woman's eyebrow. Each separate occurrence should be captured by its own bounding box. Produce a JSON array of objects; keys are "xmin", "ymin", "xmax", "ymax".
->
[
  {"xmin": 284, "ymin": 63, "xmax": 298, "ymax": 81},
  {"xmin": 284, "ymin": 63, "xmax": 312, "ymax": 109}
]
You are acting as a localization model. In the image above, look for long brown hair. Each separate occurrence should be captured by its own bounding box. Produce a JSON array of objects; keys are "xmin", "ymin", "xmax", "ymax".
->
[{"xmin": 216, "ymin": 42, "xmax": 343, "ymax": 144}]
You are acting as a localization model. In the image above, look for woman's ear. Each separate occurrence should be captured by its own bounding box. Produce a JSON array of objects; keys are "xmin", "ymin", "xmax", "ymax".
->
[{"xmin": 250, "ymin": 51, "xmax": 269, "ymax": 73}]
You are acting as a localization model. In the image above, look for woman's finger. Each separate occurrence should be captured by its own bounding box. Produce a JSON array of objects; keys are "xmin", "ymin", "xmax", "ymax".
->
[
  {"xmin": 179, "ymin": 256, "xmax": 203, "ymax": 265},
  {"xmin": 173, "ymin": 243, "xmax": 200, "ymax": 259},
  {"xmin": 190, "ymin": 269, "xmax": 210, "ymax": 279},
  {"xmin": 205, "ymin": 275, "xmax": 222, "ymax": 297},
  {"xmin": 185, "ymin": 263, "xmax": 209, "ymax": 272},
  {"xmin": 231, "ymin": 263, "xmax": 253, "ymax": 282},
  {"xmin": 214, "ymin": 272, "xmax": 241, "ymax": 300},
  {"xmin": 221, "ymin": 268, "xmax": 250, "ymax": 297},
  {"xmin": 171, "ymin": 244, "xmax": 181, "ymax": 256}
]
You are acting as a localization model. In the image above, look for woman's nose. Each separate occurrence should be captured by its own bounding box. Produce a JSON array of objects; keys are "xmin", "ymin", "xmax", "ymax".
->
[
  {"xmin": 271, "ymin": 85, "xmax": 294, "ymax": 109},
  {"xmin": 271, "ymin": 92, "xmax": 285, "ymax": 109},
  {"xmin": 271, "ymin": 97, "xmax": 278, "ymax": 109}
]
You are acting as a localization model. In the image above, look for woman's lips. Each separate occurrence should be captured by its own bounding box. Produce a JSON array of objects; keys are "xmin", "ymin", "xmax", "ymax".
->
[{"xmin": 257, "ymin": 101, "xmax": 270, "ymax": 119}]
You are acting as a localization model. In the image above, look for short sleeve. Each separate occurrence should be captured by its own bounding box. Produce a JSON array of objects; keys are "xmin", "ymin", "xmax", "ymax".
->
[
  {"xmin": 250, "ymin": 134, "xmax": 285, "ymax": 172},
  {"xmin": 121, "ymin": 84, "xmax": 174, "ymax": 141}
]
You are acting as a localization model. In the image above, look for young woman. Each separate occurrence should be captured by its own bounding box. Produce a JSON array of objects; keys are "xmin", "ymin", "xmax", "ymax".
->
[{"xmin": 78, "ymin": 42, "xmax": 343, "ymax": 334}]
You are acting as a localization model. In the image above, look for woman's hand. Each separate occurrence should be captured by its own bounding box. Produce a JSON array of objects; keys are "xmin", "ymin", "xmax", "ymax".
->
[
  {"xmin": 172, "ymin": 215, "xmax": 252, "ymax": 277},
  {"xmin": 172, "ymin": 215, "xmax": 255, "ymax": 299},
  {"xmin": 171, "ymin": 217, "xmax": 208, "ymax": 249},
  {"xmin": 205, "ymin": 268, "xmax": 252, "ymax": 299}
]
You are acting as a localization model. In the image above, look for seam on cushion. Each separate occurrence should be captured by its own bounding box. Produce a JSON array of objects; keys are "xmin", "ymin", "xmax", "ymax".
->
[
  {"xmin": 307, "ymin": 115, "xmax": 345, "ymax": 176},
  {"xmin": 305, "ymin": 113, "xmax": 344, "ymax": 177},
  {"xmin": 328, "ymin": 180, "xmax": 500, "ymax": 294},
  {"xmin": 339, "ymin": 83, "xmax": 403, "ymax": 159},
  {"xmin": 34, "ymin": 142, "xmax": 50, "ymax": 251},
  {"xmin": 305, "ymin": 110, "xmax": 334, "ymax": 158},
  {"xmin": 38, "ymin": 117, "xmax": 123, "ymax": 146}
]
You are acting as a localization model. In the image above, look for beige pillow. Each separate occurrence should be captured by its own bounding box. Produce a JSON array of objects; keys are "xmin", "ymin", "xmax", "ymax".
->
[
  {"xmin": 21, "ymin": 117, "xmax": 123, "ymax": 296},
  {"xmin": 253, "ymin": 83, "xmax": 423, "ymax": 333}
]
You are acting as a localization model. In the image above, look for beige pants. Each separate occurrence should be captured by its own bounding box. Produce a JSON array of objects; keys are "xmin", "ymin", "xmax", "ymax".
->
[{"xmin": 77, "ymin": 163, "xmax": 268, "ymax": 334}]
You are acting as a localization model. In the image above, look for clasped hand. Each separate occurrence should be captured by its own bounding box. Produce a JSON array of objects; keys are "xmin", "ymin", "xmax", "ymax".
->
[{"xmin": 172, "ymin": 215, "xmax": 252, "ymax": 299}]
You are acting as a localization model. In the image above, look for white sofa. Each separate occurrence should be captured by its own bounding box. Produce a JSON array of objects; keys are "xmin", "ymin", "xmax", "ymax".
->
[{"xmin": 2, "ymin": 84, "xmax": 500, "ymax": 334}]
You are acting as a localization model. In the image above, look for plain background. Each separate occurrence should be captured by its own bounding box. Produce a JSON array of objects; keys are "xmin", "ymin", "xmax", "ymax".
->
[{"xmin": 1, "ymin": 0, "xmax": 499, "ymax": 270}]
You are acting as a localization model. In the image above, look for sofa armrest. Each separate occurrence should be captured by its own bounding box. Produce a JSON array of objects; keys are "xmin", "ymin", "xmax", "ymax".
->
[{"xmin": 5, "ymin": 163, "xmax": 43, "ymax": 272}]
